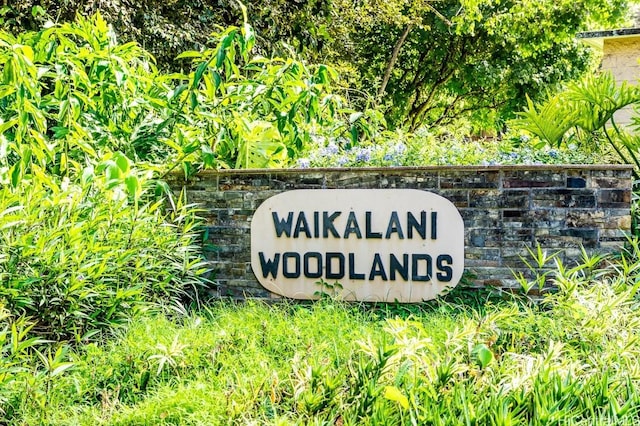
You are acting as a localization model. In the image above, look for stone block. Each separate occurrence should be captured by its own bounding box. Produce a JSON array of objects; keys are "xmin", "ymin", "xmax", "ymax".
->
[
  {"xmin": 464, "ymin": 258, "xmax": 501, "ymax": 267},
  {"xmin": 378, "ymin": 174, "xmax": 411, "ymax": 188},
  {"xmin": 413, "ymin": 174, "xmax": 439, "ymax": 189},
  {"xmin": 566, "ymin": 177, "xmax": 587, "ymax": 188},
  {"xmin": 461, "ymin": 209, "xmax": 500, "ymax": 228},
  {"xmin": 559, "ymin": 228, "xmax": 599, "ymax": 244},
  {"xmin": 532, "ymin": 189, "xmax": 596, "ymax": 208},
  {"xmin": 590, "ymin": 168, "xmax": 632, "ymax": 179},
  {"xmin": 591, "ymin": 177, "xmax": 633, "ymax": 189},
  {"xmin": 500, "ymin": 190, "xmax": 531, "ymax": 209},
  {"xmin": 502, "ymin": 170, "xmax": 564, "ymax": 188},
  {"xmin": 503, "ymin": 209, "xmax": 566, "ymax": 228},
  {"xmin": 467, "ymin": 228, "xmax": 502, "ymax": 247},
  {"xmin": 469, "ymin": 267, "xmax": 516, "ymax": 280},
  {"xmin": 566, "ymin": 210, "xmax": 606, "ymax": 227},
  {"xmin": 598, "ymin": 189, "xmax": 631, "ymax": 208},
  {"xmin": 440, "ymin": 171, "xmax": 499, "ymax": 189},
  {"xmin": 600, "ymin": 228, "xmax": 631, "ymax": 241},
  {"xmin": 437, "ymin": 189, "xmax": 469, "ymax": 208},
  {"xmin": 468, "ymin": 189, "xmax": 501, "ymax": 208},
  {"xmin": 464, "ymin": 247, "xmax": 501, "ymax": 261},
  {"xmin": 503, "ymin": 228, "xmax": 534, "ymax": 243},
  {"xmin": 603, "ymin": 214, "xmax": 632, "ymax": 230}
]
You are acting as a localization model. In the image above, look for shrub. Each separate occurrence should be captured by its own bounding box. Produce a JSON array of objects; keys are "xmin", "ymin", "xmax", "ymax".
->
[
  {"xmin": 0, "ymin": 175, "xmax": 209, "ymax": 341},
  {"xmin": 297, "ymin": 127, "xmax": 605, "ymax": 168}
]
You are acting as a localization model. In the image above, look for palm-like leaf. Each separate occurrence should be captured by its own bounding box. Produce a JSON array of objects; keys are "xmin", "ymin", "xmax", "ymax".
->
[
  {"xmin": 566, "ymin": 72, "xmax": 640, "ymax": 132},
  {"xmin": 513, "ymin": 94, "xmax": 578, "ymax": 147}
]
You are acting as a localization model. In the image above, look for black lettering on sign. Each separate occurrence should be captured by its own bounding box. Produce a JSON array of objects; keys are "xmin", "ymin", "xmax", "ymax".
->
[
  {"xmin": 272, "ymin": 212, "xmax": 293, "ymax": 237},
  {"xmin": 369, "ymin": 253, "xmax": 388, "ymax": 280},
  {"xmin": 343, "ymin": 212, "xmax": 362, "ymax": 239},
  {"xmin": 323, "ymin": 211, "xmax": 341, "ymax": 238},
  {"xmin": 389, "ymin": 253, "xmax": 409, "ymax": 280},
  {"xmin": 407, "ymin": 211, "xmax": 426, "ymax": 239},
  {"xmin": 314, "ymin": 211, "xmax": 320, "ymax": 238},
  {"xmin": 431, "ymin": 211, "xmax": 437, "ymax": 240},
  {"xmin": 436, "ymin": 254, "xmax": 453, "ymax": 282},
  {"xmin": 366, "ymin": 212, "xmax": 382, "ymax": 238},
  {"xmin": 293, "ymin": 212, "xmax": 312, "ymax": 238},
  {"xmin": 349, "ymin": 253, "xmax": 365, "ymax": 279},
  {"xmin": 412, "ymin": 254, "xmax": 432, "ymax": 281},
  {"xmin": 385, "ymin": 211, "xmax": 404, "ymax": 239},
  {"xmin": 283, "ymin": 252, "xmax": 300, "ymax": 278},
  {"xmin": 259, "ymin": 252, "xmax": 280, "ymax": 278},
  {"xmin": 326, "ymin": 252, "xmax": 345, "ymax": 279},
  {"xmin": 304, "ymin": 252, "xmax": 323, "ymax": 279}
]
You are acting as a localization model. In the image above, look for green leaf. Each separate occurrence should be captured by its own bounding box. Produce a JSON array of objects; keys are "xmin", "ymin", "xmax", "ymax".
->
[
  {"xmin": 9, "ymin": 162, "xmax": 21, "ymax": 187},
  {"xmin": 125, "ymin": 175, "xmax": 141, "ymax": 198},
  {"xmin": 189, "ymin": 90, "xmax": 198, "ymax": 110},
  {"xmin": 216, "ymin": 30, "xmax": 237, "ymax": 68},
  {"xmin": 192, "ymin": 61, "xmax": 209, "ymax": 89},
  {"xmin": 215, "ymin": 44, "xmax": 227, "ymax": 69},
  {"xmin": 81, "ymin": 165, "xmax": 94, "ymax": 185},
  {"xmin": 383, "ymin": 386, "xmax": 409, "ymax": 409},
  {"xmin": 212, "ymin": 70, "xmax": 221, "ymax": 89},
  {"xmin": 242, "ymin": 23, "xmax": 255, "ymax": 55},
  {"xmin": 50, "ymin": 362, "xmax": 75, "ymax": 377},
  {"xmin": 472, "ymin": 343, "xmax": 494, "ymax": 369},
  {"xmin": 175, "ymin": 50, "xmax": 204, "ymax": 60},
  {"xmin": 169, "ymin": 83, "xmax": 189, "ymax": 101},
  {"xmin": 349, "ymin": 112, "xmax": 363, "ymax": 124},
  {"xmin": 106, "ymin": 163, "xmax": 121, "ymax": 181},
  {"xmin": 114, "ymin": 152, "xmax": 130, "ymax": 174},
  {"xmin": 350, "ymin": 126, "xmax": 358, "ymax": 145}
]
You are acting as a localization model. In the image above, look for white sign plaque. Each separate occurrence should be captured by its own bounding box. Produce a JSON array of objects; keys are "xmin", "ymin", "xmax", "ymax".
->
[{"xmin": 250, "ymin": 189, "xmax": 464, "ymax": 302}]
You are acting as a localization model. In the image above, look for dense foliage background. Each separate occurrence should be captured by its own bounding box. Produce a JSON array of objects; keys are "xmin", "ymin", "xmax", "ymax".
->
[
  {"xmin": 1, "ymin": 1, "xmax": 640, "ymax": 424},
  {"xmin": 2, "ymin": 0, "xmax": 633, "ymax": 130}
]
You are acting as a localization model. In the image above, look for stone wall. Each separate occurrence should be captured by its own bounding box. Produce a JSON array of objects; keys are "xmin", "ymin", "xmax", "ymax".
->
[{"xmin": 168, "ymin": 165, "xmax": 633, "ymax": 299}]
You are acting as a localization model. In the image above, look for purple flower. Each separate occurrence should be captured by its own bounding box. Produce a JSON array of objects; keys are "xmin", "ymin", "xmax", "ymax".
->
[
  {"xmin": 355, "ymin": 148, "xmax": 371, "ymax": 163},
  {"xmin": 297, "ymin": 158, "xmax": 310, "ymax": 168},
  {"xmin": 394, "ymin": 143, "xmax": 407, "ymax": 155}
]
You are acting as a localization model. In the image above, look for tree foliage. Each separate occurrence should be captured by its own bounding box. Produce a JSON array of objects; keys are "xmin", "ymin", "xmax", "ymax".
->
[
  {"xmin": 330, "ymin": 0, "xmax": 630, "ymax": 129},
  {"xmin": 2, "ymin": 0, "xmax": 632, "ymax": 131}
]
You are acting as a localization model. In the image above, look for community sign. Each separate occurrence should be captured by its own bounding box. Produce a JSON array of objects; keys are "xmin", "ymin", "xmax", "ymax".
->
[{"xmin": 250, "ymin": 189, "xmax": 464, "ymax": 302}]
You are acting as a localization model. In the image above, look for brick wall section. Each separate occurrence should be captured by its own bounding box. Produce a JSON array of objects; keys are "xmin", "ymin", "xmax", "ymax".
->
[{"xmin": 168, "ymin": 165, "xmax": 633, "ymax": 299}]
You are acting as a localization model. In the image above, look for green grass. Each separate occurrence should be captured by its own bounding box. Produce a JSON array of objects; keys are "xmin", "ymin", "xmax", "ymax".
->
[{"xmin": 6, "ymin": 254, "xmax": 640, "ymax": 425}]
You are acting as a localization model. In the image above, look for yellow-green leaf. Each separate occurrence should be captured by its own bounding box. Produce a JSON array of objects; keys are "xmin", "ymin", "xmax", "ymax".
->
[{"xmin": 383, "ymin": 386, "xmax": 409, "ymax": 409}]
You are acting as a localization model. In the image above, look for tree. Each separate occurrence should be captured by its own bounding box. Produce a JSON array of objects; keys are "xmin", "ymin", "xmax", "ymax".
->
[
  {"xmin": 329, "ymin": 0, "xmax": 631, "ymax": 130},
  {"xmin": 2, "ymin": 0, "xmax": 632, "ymax": 131}
]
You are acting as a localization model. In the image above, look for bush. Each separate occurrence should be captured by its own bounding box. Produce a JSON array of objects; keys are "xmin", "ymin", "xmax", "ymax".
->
[
  {"xmin": 0, "ymin": 176, "xmax": 209, "ymax": 341},
  {"xmin": 297, "ymin": 127, "xmax": 605, "ymax": 168}
]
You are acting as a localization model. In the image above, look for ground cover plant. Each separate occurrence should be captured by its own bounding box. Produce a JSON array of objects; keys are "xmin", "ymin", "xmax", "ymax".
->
[{"xmin": 2, "ymin": 244, "xmax": 640, "ymax": 424}]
